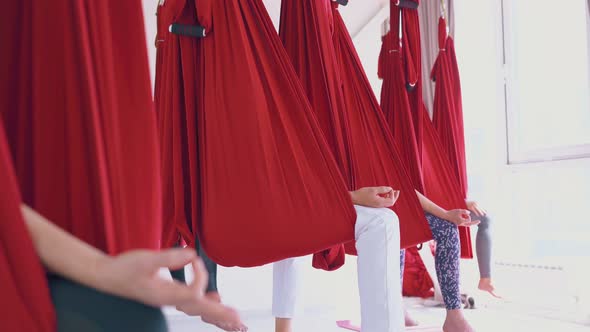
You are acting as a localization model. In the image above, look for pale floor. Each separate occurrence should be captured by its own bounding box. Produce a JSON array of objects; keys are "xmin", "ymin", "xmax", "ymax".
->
[{"xmin": 164, "ymin": 300, "xmax": 590, "ymax": 332}]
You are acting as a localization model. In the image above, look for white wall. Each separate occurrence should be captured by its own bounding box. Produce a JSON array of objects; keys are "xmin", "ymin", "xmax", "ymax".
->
[
  {"xmin": 454, "ymin": 0, "xmax": 590, "ymax": 309},
  {"xmin": 142, "ymin": 0, "xmax": 158, "ymax": 91}
]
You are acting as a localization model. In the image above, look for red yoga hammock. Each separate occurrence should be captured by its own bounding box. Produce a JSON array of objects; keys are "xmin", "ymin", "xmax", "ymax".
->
[
  {"xmin": 155, "ymin": 0, "xmax": 201, "ymax": 248},
  {"xmin": 156, "ymin": 0, "xmax": 358, "ymax": 267},
  {"xmin": 401, "ymin": 0, "xmax": 425, "ymax": 157},
  {"xmin": 279, "ymin": 0, "xmax": 432, "ymax": 266},
  {"xmin": 330, "ymin": 3, "xmax": 432, "ymax": 255},
  {"xmin": 432, "ymin": 17, "xmax": 468, "ymax": 197},
  {"xmin": 0, "ymin": 118, "xmax": 55, "ymax": 331},
  {"xmin": 387, "ymin": 1, "xmax": 473, "ymax": 259},
  {"xmin": 378, "ymin": 8, "xmax": 424, "ymax": 193},
  {"xmin": 0, "ymin": 0, "xmax": 162, "ymax": 254}
]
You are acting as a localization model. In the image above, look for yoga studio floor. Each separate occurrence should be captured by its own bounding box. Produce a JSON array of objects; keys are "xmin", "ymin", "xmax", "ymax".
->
[
  {"xmin": 161, "ymin": 256, "xmax": 589, "ymax": 332},
  {"xmin": 164, "ymin": 302, "xmax": 588, "ymax": 332}
]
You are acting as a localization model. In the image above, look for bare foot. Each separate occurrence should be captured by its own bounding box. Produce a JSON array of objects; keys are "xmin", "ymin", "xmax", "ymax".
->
[
  {"xmin": 478, "ymin": 278, "xmax": 501, "ymax": 298},
  {"xmin": 404, "ymin": 309, "xmax": 419, "ymax": 327},
  {"xmin": 442, "ymin": 315, "xmax": 474, "ymax": 332},
  {"xmin": 177, "ymin": 299, "xmax": 247, "ymax": 331}
]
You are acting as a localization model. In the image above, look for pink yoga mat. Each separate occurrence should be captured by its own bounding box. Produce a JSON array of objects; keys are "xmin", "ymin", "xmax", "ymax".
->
[{"xmin": 336, "ymin": 320, "xmax": 442, "ymax": 331}]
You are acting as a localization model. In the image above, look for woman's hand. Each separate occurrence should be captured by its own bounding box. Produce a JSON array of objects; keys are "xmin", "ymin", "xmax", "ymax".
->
[
  {"xmin": 21, "ymin": 206, "xmax": 246, "ymax": 331},
  {"xmin": 350, "ymin": 187, "xmax": 400, "ymax": 208},
  {"xmin": 99, "ymin": 249, "xmax": 247, "ymax": 331},
  {"xmin": 444, "ymin": 209, "xmax": 480, "ymax": 227},
  {"xmin": 466, "ymin": 200, "xmax": 487, "ymax": 217},
  {"xmin": 98, "ymin": 248, "xmax": 204, "ymax": 307}
]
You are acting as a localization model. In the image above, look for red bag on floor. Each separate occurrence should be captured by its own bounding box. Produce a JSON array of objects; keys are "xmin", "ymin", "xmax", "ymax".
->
[{"xmin": 402, "ymin": 247, "xmax": 435, "ymax": 298}]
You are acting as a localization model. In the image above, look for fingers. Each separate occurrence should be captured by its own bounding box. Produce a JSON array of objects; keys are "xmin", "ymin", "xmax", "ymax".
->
[
  {"xmin": 480, "ymin": 207, "xmax": 487, "ymax": 216},
  {"xmin": 460, "ymin": 209, "xmax": 471, "ymax": 221},
  {"xmin": 375, "ymin": 196, "xmax": 395, "ymax": 208},
  {"xmin": 459, "ymin": 220, "xmax": 480, "ymax": 227},
  {"xmin": 374, "ymin": 186, "xmax": 393, "ymax": 194},
  {"xmin": 150, "ymin": 248, "xmax": 197, "ymax": 271},
  {"xmin": 148, "ymin": 279, "xmax": 198, "ymax": 306},
  {"xmin": 471, "ymin": 206, "xmax": 484, "ymax": 217}
]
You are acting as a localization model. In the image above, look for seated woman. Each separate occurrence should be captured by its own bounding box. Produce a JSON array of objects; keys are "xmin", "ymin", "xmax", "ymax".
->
[
  {"xmin": 21, "ymin": 205, "xmax": 247, "ymax": 332},
  {"xmin": 274, "ymin": 189, "xmax": 478, "ymax": 332}
]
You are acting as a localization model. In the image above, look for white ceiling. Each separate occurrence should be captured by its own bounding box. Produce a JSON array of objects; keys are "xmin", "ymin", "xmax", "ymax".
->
[{"xmin": 262, "ymin": 0, "xmax": 387, "ymax": 37}]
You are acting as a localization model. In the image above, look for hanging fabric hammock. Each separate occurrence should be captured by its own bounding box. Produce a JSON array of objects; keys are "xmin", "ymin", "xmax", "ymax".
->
[
  {"xmin": 155, "ymin": 0, "xmax": 201, "ymax": 249},
  {"xmin": 0, "ymin": 0, "xmax": 162, "ymax": 254},
  {"xmin": 0, "ymin": 118, "xmax": 55, "ymax": 331},
  {"xmin": 379, "ymin": 1, "xmax": 472, "ymax": 258},
  {"xmin": 379, "ymin": 4, "xmax": 435, "ymax": 296},
  {"xmin": 278, "ymin": 0, "xmax": 353, "ymax": 270},
  {"xmin": 400, "ymin": 0, "xmax": 425, "ymax": 156},
  {"xmin": 154, "ymin": 0, "xmax": 358, "ymax": 267},
  {"xmin": 378, "ymin": 6, "xmax": 424, "ymax": 192},
  {"xmin": 278, "ymin": 0, "xmax": 432, "ymax": 268},
  {"xmin": 331, "ymin": 2, "xmax": 433, "ymax": 255},
  {"xmin": 332, "ymin": 3, "xmax": 433, "ymax": 254},
  {"xmin": 432, "ymin": 17, "xmax": 468, "ymax": 197}
]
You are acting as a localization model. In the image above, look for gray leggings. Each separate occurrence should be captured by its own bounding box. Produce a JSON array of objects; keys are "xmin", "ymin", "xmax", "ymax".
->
[{"xmin": 475, "ymin": 214, "xmax": 492, "ymax": 278}]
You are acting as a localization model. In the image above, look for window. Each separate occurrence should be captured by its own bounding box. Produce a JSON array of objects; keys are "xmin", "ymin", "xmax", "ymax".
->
[{"xmin": 502, "ymin": 0, "xmax": 590, "ymax": 163}]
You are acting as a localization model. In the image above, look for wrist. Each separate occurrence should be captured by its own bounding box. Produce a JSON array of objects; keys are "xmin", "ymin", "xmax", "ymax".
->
[
  {"xmin": 349, "ymin": 191, "xmax": 358, "ymax": 205},
  {"xmin": 91, "ymin": 254, "xmax": 119, "ymax": 295}
]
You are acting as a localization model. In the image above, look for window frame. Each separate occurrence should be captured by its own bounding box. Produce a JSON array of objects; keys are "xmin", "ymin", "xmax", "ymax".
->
[{"xmin": 500, "ymin": 0, "xmax": 590, "ymax": 164}]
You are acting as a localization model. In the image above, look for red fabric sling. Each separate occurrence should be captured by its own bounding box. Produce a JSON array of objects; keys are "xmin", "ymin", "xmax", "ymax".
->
[
  {"xmin": 400, "ymin": 0, "xmax": 424, "ymax": 156},
  {"xmin": 331, "ymin": 3, "xmax": 432, "ymax": 255},
  {"xmin": 378, "ymin": 6, "xmax": 424, "ymax": 192},
  {"xmin": 394, "ymin": 2, "xmax": 473, "ymax": 258},
  {"xmin": 0, "ymin": 118, "xmax": 55, "ymax": 332},
  {"xmin": 432, "ymin": 17, "xmax": 468, "ymax": 197},
  {"xmin": 329, "ymin": 2, "xmax": 433, "ymax": 257},
  {"xmin": 0, "ymin": 0, "xmax": 162, "ymax": 254},
  {"xmin": 279, "ymin": 0, "xmax": 431, "ymax": 268},
  {"xmin": 154, "ymin": 0, "xmax": 358, "ymax": 267},
  {"xmin": 155, "ymin": 0, "xmax": 201, "ymax": 248},
  {"xmin": 379, "ymin": 4, "xmax": 434, "ymax": 295}
]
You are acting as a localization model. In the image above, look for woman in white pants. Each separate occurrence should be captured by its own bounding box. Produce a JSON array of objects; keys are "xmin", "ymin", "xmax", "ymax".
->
[
  {"xmin": 274, "ymin": 187, "xmax": 405, "ymax": 332},
  {"xmin": 272, "ymin": 187, "xmax": 476, "ymax": 332}
]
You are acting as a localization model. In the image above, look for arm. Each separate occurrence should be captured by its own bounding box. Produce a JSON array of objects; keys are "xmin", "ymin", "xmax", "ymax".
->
[
  {"xmin": 414, "ymin": 189, "xmax": 448, "ymax": 219},
  {"xmin": 22, "ymin": 205, "xmax": 246, "ymax": 330},
  {"xmin": 22, "ymin": 205, "xmax": 199, "ymax": 306},
  {"xmin": 414, "ymin": 191, "xmax": 479, "ymax": 227}
]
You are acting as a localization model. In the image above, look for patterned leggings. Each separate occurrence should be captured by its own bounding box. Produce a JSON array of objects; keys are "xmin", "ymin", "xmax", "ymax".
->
[{"xmin": 401, "ymin": 213, "xmax": 461, "ymax": 310}]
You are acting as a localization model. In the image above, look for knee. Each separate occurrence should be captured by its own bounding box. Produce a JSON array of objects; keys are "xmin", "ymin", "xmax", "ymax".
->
[
  {"xmin": 372, "ymin": 208, "xmax": 399, "ymax": 236},
  {"xmin": 427, "ymin": 214, "xmax": 459, "ymax": 243},
  {"xmin": 375, "ymin": 208, "xmax": 399, "ymax": 227},
  {"xmin": 477, "ymin": 214, "xmax": 492, "ymax": 230}
]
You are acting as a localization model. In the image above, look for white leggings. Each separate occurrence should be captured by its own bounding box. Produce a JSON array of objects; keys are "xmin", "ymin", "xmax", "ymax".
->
[{"xmin": 273, "ymin": 205, "xmax": 404, "ymax": 332}]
